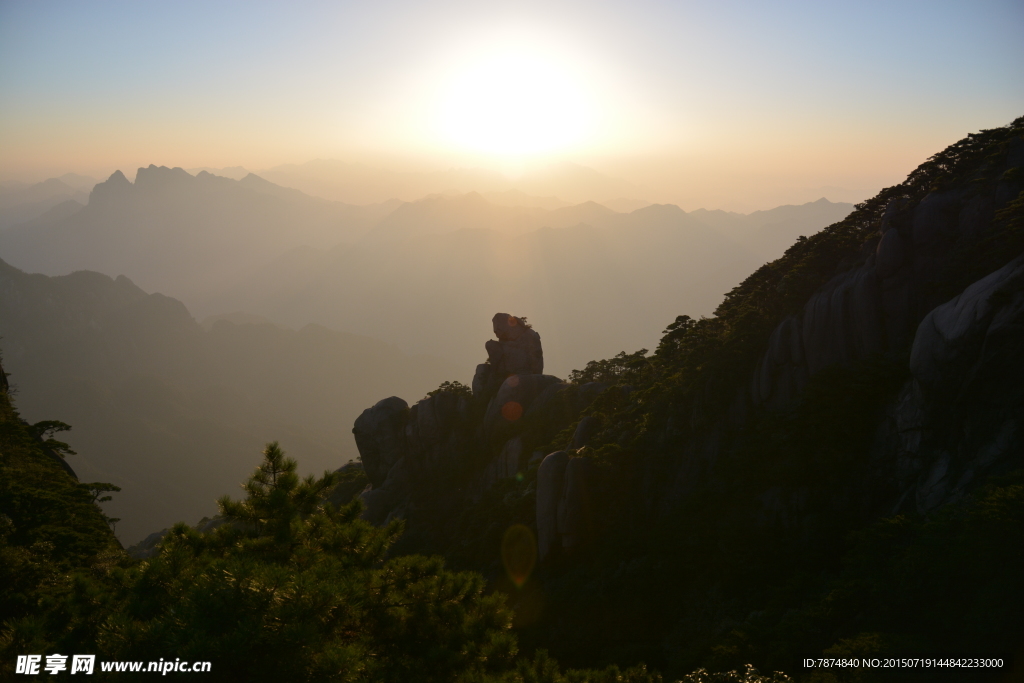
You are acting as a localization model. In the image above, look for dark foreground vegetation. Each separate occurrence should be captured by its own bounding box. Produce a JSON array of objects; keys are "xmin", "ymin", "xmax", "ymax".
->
[
  {"xmin": 0, "ymin": 381, "xmax": 786, "ymax": 682},
  {"xmin": 3, "ymin": 118, "xmax": 1024, "ymax": 681}
]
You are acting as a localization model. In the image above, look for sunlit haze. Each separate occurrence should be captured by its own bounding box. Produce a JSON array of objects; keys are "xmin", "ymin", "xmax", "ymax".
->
[{"xmin": 1, "ymin": 0, "xmax": 1022, "ymax": 209}]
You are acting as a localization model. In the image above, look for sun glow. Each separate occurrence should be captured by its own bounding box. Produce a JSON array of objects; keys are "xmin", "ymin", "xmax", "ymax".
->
[{"xmin": 433, "ymin": 44, "xmax": 597, "ymax": 157}]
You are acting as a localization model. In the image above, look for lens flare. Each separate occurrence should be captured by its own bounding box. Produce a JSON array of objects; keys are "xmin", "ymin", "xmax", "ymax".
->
[
  {"xmin": 501, "ymin": 401, "xmax": 523, "ymax": 422},
  {"xmin": 501, "ymin": 524, "xmax": 537, "ymax": 588}
]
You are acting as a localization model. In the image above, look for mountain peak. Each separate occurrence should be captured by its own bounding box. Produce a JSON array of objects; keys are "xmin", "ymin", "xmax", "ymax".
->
[
  {"xmin": 106, "ymin": 169, "xmax": 130, "ymax": 185},
  {"xmin": 134, "ymin": 165, "xmax": 195, "ymax": 191},
  {"xmin": 88, "ymin": 169, "xmax": 133, "ymax": 205}
]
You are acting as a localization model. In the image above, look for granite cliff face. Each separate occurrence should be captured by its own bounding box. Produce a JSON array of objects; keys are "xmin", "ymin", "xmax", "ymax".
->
[
  {"xmin": 351, "ymin": 121, "xmax": 1024, "ymax": 571},
  {"xmin": 353, "ymin": 254, "xmax": 1023, "ymax": 562}
]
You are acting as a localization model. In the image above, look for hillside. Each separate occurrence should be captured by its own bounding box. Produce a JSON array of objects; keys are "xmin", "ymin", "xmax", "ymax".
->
[
  {"xmin": 0, "ymin": 354, "xmax": 123, "ymax": 633},
  {"xmin": 342, "ymin": 118, "xmax": 1024, "ymax": 680},
  {"xmin": 2, "ymin": 118, "xmax": 1021, "ymax": 682},
  {"xmin": 0, "ymin": 260, "xmax": 459, "ymax": 543}
]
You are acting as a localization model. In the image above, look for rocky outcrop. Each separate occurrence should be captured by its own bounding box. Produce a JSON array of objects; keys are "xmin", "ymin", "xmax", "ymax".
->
[
  {"xmin": 746, "ymin": 137, "xmax": 1024, "ymax": 414},
  {"xmin": 353, "ymin": 389, "xmax": 474, "ymax": 523},
  {"xmin": 535, "ymin": 451, "xmax": 599, "ymax": 560},
  {"xmin": 879, "ymin": 251, "xmax": 1024, "ymax": 514},
  {"xmin": 910, "ymin": 251, "xmax": 1024, "ymax": 392},
  {"xmin": 654, "ymin": 130, "xmax": 1024, "ymax": 528},
  {"xmin": 482, "ymin": 373, "xmax": 564, "ymax": 442},
  {"xmin": 352, "ymin": 314, "xmax": 610, "ymax": 536},
  {"xmin": 406, "ymin": 390, "xmax": 474, "ymax": 471},
  {"xmin": 536, "ymin": 451, "xmax": 569, "ymax": 560},
  {"xmin": 353, "ymin": 314, "xmax": 545, "ymax": 523},
  {"xmin": 352, "ymin": 396, "xmax": 409, "ymax": 488},
  {"xmin": 473, "ymin": 313, "xmax": 544, "ymax": 399},
  {"xmin": 488, "ymin": 313, "xmax": 544, "ymax": 375}
]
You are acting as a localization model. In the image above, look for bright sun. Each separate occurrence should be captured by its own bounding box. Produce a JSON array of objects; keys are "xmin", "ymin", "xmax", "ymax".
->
[{"xmin": 434, "ymin": 46, "xmax": 596, "ymax": 157}]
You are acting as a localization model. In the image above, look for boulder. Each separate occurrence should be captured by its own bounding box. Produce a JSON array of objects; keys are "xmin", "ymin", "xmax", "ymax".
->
[
  {"xmin": 524, "ymin": 380, "xmax": 570, "ymax": 419},
  {"xmin": 405, "ymin": 390, "xmax": 472, "ymax": 471},
  {"xmin": 359, "ymin": 455, "xmax": 413, "ymax": 524},
  {"xmin": 910, "ymin": 251, "xmax": 1024, "ymax": 390},
  {"xmin": 492, "ymin": 312, "xmax": 543, "ymax": 366},
  {"xmin": 472, "ymin": 363, "xmax": 498, "ymax": 398},
  {"xmin": 536, "ymin": 451, "xmax": 569, "ymax": 560},
  {"xmin": 482, "ymin": 373, "xmax": 564, "ymax": 440},
  {"xmin": 474, "ymin": 314, "xmax": 544, "ymax": 401},
  {"xmin": 359, "ymin": 486, "xmax": 396, "ymax": 525},
  {"xmin": 352, "ymin": 396, "xmax": 409, "ymax": 488}
]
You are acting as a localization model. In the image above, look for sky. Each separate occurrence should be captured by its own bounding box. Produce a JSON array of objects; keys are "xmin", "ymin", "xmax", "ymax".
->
[{"xmin": 1, "ymin": 0, "xmax": 1022, "ymax": 210}]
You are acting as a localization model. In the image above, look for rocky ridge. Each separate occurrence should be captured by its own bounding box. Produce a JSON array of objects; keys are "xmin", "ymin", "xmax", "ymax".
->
[
  {"xmin": 349, "ymin": 121, "xmax": 1024, "ymax": 570},
  {"xmin": 352, "ymin": 313, "xmax": 600, "ymax": 544}
]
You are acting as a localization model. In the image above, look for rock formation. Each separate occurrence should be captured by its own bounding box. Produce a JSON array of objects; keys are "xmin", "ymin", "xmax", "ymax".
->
[
  {"xmin": 472, "ymin": 313, "xmax": 544, "ymax": 399},
  {"xmin": 348, "ymin": 125, "xmax": 1024, "ymax": 568},
  {"xmin": 352, "ymin": 396, "xmax": 409, "ymax": 488},
  {"xmin": 662, "ymin": 130, "xmax": 1024, "ymax": 523},
  {"xmin": 352, "ymin": 312, "xmax": 612, "ymax": 540}
]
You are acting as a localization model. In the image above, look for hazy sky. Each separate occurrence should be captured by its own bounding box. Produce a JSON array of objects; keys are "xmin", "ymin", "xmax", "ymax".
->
[{"xmin": 1, "ymin": 0, "xmax": 1021, "ymax": 209}]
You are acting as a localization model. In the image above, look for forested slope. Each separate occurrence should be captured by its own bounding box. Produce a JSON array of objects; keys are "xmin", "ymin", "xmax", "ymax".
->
[{"xmin": 348, "ymin": 117, "xmax": 1024, "ymax": 681}]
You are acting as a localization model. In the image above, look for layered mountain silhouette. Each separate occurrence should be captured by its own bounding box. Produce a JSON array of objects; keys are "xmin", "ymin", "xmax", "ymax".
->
[
  {"xmin": 258, "ymin": 159, "xmax": 648, "ymax": 206},
  {"xmin": 0, "ymin": 165, "xmax": 851, "ymax": 376},
  {"xmin": 325, "ymin": 118, "xmax": 1024, "ymax": 677},
  {"xmin": 209, "ymin": 194, "xmax": 851, "ymax": 374},
  {"xmin": 2, "ymin": 119, "xmax": 1022, "ymax": 681},
  {"xmin": 0, "ymin": 175, "xmax": 93, "ymax": 230},
  {"xmin": 0, "ymin": 258, "xmax": 458, "ymax": 543},
  {"xmin": 0, "ymin": 165, "xmax": 398, "ymax": 307}
]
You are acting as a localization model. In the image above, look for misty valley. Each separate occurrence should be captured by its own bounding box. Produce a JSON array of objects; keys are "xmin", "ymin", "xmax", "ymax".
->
[{"xmin": 2, "ymin": 120, "xmax": 1023, "ymax": 682}]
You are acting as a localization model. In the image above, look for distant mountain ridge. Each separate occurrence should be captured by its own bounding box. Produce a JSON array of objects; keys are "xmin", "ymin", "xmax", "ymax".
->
[
  {"xmin": 0, "ymin": 176, "xmax": 90, "ymax": 230},
  {"xmin": 0, "ymin": 165, "xmax": 852, "ymax": 375},
  {"xmin": 0, "ymin": 165, "xmax": 398, "ymax": 306},
  {"xmin": 258, "ymin": 158, "xmax": 648, "ymax": 206},
  {"xmin": 0, "ymin": 257, "xmax": 459, "ymax": 544}
]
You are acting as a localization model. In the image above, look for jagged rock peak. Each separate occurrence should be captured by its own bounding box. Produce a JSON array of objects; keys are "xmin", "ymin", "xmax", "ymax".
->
[
  {"xmin": 474, "ymin": 313, "xmax": 544, "ymax": 399},
  {"xmin": 492, "ymin": 313, "xmax": 533, "ymax": 343},
  {"xmin": 134, "ymin": 164, "xmax": 195, "ymax": 190}
]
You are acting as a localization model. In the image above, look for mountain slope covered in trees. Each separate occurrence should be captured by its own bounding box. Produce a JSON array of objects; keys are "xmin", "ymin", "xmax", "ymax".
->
[
  {"xmin": 343, "ymin": 118, "xmax": 1024, "ymax": 681},
  {"xmin": 3, "ymin": 118, "xmax": 1022, "ymax": 682},
  {"xmin": 0, "ymin": 261, "xmax": 459, "ymax": 543}
]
